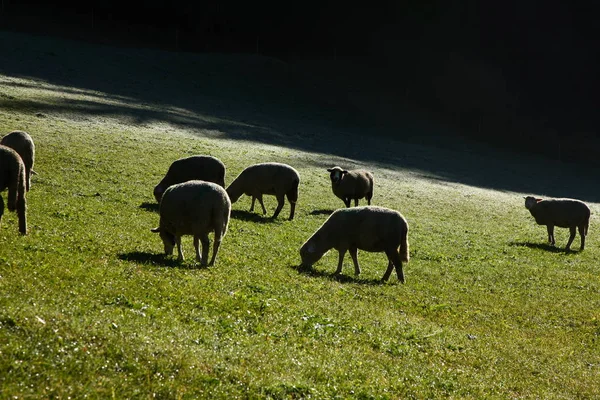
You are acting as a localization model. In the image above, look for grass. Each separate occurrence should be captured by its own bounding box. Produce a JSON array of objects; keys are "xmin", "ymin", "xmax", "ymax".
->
[{"xmin": 1, "ymin": 31, "xmax": 600, "ymax": 399}]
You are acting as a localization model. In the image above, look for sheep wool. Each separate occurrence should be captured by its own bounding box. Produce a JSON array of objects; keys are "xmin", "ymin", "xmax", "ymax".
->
[
  {"xmin": 154, "ymin": 155, "xmax": 226, "ymax": 203},
  {"xmin": 0, "ymin": 145, "xmax": 27, "ymax": 234},
  {"xmin": 327, "ymin": 166, "xmax": 374, "ymax": 207},
  {"xmin": 524, "ymin": 195, "xmax": 590, "ymax": 251},
  {"xmin": 1, "ymin": 130, "xmax": 35, "ymax": 192},
  {"xmin": 300, "ymin": 206, "xmax": 409, "ymax": 283},
  {"xmin": 151, "ymin": 180, "xmax": 231, "ymax": 266},
  {"xmin": 226, "ymin": 162, "xmax": 300, "ymax": 220}
]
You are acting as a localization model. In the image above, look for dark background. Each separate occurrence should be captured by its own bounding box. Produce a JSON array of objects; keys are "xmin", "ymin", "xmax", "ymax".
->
[{"xmin": 1, "ymin": 0, "xmax": 598, "ymax": 164}]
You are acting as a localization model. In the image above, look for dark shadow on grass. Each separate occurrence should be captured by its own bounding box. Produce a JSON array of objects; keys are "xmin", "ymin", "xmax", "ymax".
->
[
  {"xmin": 231, "ymin": 209, "xmax": 281, "ymax": 223},
  {"xmin": 508, "ymin": 241, "xmax": 580, "ymax": 254},
  {"xmin": 118, "ymin": 251, "xmax": 208, "ymax": 269},
  {"xmin": 3, "ymin": 31, "xmax": 600, "ymax": 203},
  {"xmin": 290, "ymin": 264, "xmax": 387, "ymax": 286},
  {"xmin": 309, "ymin": 209, "xmax": 335, "ymax": 216},
  {"xmin": 139, "ymin": 202, "xmax": 159, "ymax": 213}
]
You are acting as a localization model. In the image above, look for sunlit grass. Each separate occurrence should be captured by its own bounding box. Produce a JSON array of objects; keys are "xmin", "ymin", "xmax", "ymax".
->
[{"xmin": 1, "ymin": 33, "xmax": 599, "ymax": 399}]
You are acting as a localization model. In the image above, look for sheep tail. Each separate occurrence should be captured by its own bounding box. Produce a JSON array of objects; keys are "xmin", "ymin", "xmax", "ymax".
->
[
  {"xmin": 400, "ymin": 228, "xmax": 409, "ymax": 263},
  {"xmin": 584, "ymin": 209, "xmax": 590, "ymax": 236}
]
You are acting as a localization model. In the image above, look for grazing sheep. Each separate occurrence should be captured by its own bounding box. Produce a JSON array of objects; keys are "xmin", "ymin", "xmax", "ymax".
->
[
  {"xmin": 524, "ymin": 195, "xmax": 590, "ymax": 251},
  {"xmin": 0, "ymin": 145, "xmax": 27, "ymax": 234},
  {"xmin": 1, "ymin": 130, "xmax": 35, "ymax": 192},
  {"xmin": 327, "ymin": 166, "xmax": 374, "ymax": 207},
  {"xmin": 154, "ymin": 155, "xmax": 226, "ymax": 203},
  {"xmin": 151, "ymin": 180, "xmax": 231, "ymax": 265},
  {"xmin": 226, "ymin": 162, "xmax": 300, "ymax": 220},
  {"xmin": 300, "ymin": 206, "xmax": 409, "ymax": 283}
]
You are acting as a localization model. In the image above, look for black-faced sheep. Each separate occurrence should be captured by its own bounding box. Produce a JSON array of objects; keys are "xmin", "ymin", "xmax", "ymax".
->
[
  {"xmin": 327, "ymin": 166, "xmax": 374, "ymax": 207},
  {"xmin": 154, "ymin": 155, "xmax": 226, "ymax": 203},
  {"xmin": 0, "ymin": 145, "xmax": 27, "ymax": 234},
  {"xmin": 524, "ymin": 196, "xmax": 590, "ymax": 251},
  {"xmin": 151, "ymin": 180, "xmax": 231, "ymax": 265},
  {"xmin": 299, "ymin": 206, "xmax": 409, "ymax": 283},
  {"xmin": 226, "ymin": 162, "xmax": 300, "ymax": 220},
  {"xmin": 1, "ymin": 130, "xmax": 35, "ymax": 192}
]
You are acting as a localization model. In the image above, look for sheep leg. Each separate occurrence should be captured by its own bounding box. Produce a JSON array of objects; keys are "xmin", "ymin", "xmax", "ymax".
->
[
  {"xmin": 286, "ymin": 187, "xmax": 298, "ymax": 220},
  {"xmin": 366, "ymin": 190, "xmax": 372, "ymax": 205},
  {"xmin": 200, "ymin": 234, "xmax": 210, "ymax": 266},
  {"xmin": 343, "ymin": 198, "xmax": 351, "ymax": 208},
  {"xmin": 334, "ymin": 247, "xmax": 348, "ymax": 275},
  {"xmin": 354, "ymin": 198, "xmax": 359, "ymax": 207},
  {"xmin": 17, "ymin": 197, "xmax": 27, "ymax": 235},
  {"xmin": 250, "ymin": 196, "xmax": 256, "ymax": 212},
  {"xmin": 546, "ymin": 225, "xmax": 555, "ymax": 246},
  {"xmin": 382, "ymin": 261, "xmax": 395, "ymax": 282},
  {"xmin": 257, "ymin": 194, "xmax": 267, "ymax": 214},
  {"xmin": 272, "ymin": 194, "xmax": 285, "ymax": 219},
  {"xmin": 565, "ymin": 226, "xmax": 577, "ymax": 251},
  {"xmin": 349, "ymin": 245, "xmax": 361, "ymax": 276},
  {"xmin": 193, "ymin": 236, "xmax": 202, "ymax": 263},
  {"xmin": 578, "ymin": 224, "xmax": 586, "ymax": 250},
  {"xmin": 384, "ymin": 249, "xmax": 405, "ymax": 283},
  {"xmin": 208, "ymin": 231, "xmax": 222, "ymax": 266},
  {"xmin": 26, "ymin": 169, "xmax": 31, "ymax": 192},
  {"xmin": 288, "ymin": 201, "xmax": 296, "ymax": 220},
  {"xmin": 175, "ymin": 236, "xmax": 184, "ymax": 261}
]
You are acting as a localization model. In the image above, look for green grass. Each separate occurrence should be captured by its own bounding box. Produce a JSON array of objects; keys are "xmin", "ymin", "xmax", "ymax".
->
[{"xmin": 1, "ymin": 32, "xmax": 600, "ymax": 399}]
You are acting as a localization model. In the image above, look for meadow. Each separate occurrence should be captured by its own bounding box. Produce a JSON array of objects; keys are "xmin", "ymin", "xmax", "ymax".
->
[{"xmin": 1, "ymin": 31, "xmax": 599, "ymax": 399}]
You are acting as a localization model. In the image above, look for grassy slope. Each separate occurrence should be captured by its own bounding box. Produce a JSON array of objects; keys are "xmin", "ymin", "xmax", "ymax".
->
[{"xmin": 1, "ymin": 32, "xmax": 599, "ymax": 399}]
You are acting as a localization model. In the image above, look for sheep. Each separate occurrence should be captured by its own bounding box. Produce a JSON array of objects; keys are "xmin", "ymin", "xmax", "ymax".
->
[
  {"xmin": 327, "ymin": 166, "xmax": 374, "ymax": 207},
  {"xmin": 524, "ymin": 195, "xmax": 590, "ymax": 251},
  {"xmin": 0, "ymin": 145, "xmax": 27, "ymax": 234},
  {"xmin": 226, "ymin": 162, "xmax": 300, "ymax": 220},
  {"xmin": 299, "ymin": 206, "xmax": 409, "ymax": 283},
  {"xmin": 153, "ymin": 155, "xmax": 226, "ymax": 203},
  {"xmin": 1, "ymin": 130, "xmax": 35, "ymax": 192},
  {"xmin": 151, "ymin": 180, "xmax": 231, "ymax": 265}
]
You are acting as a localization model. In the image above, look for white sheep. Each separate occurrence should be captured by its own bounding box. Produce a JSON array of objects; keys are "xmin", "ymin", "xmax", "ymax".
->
[
  {"xmin": 1, "ymin": 130, "xmax": 35, "ymax": 192},
  {"xmin": 300, "ymin": 206, "xmax": 409, "ymax": 283},
  {"xmin": 327, "ymin": 166, "xmax": 374, "ymax": 207},
  {"xmin": 524, "ymin": 195, "xmax": 590, "ymax": 251},
  {"xmin": 154, "ymin": 155, "xmax": 226, "ymax": 203},
  {"xmin": 0, "ymin": 145, "xmax": 27, "ymax": 234},
  {"xmin": 226, "ymin": 162, "xmax": 300, "ymax": 220},
  {"xmin": 151, "ymin": 180, "xmax": 231, "ymax": 265}
]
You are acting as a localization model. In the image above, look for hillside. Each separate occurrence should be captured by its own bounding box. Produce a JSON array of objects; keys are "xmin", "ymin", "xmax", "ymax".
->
[{"xmin": 1, "ymin": 31, "xmax": 599, "ymax": 399}]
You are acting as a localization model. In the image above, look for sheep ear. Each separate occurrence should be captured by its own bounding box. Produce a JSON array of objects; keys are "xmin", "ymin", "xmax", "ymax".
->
[
  {"xmin": 151, "ymin": 227, "xmax": 160, "ymax": 233},
  {"xmin": 535, "ymin": 198, "xmax": 543, "ymax": 203},
  {"xmin": 327, "ymin": 168, "xmax": 333, "ymax": 172},
  {"xmin": 342, "ymin": 170, "xmax": 349, "ymax": 174}
]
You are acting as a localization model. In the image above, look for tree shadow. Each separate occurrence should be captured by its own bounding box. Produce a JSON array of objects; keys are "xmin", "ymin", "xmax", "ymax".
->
[
  {"xmin": 309, "ymin": 209, "xmax": 335, "ymax": 216},
  {"xmin": 230, "ymin": 209, "xmax": 282, "ymax": 223},
  {"xmin": 118, "ymin": 251, "xmax": 208, "ymax": 269},
  {"xmin": 508, "ymin": 241, "xmax": 580, "ymax": 254},
  {"xmin": 290, "ymin": 263, "xmax": 387, "ymax": 286},
  {"xmin": 139, "ymin": 202, "xmax": 159, "ymax": 213}
]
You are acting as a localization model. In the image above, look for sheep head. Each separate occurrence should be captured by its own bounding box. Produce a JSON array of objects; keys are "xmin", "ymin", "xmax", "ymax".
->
[
  {"xmin": 327, "ymin": 166, "xmax": 348, "ymax": 184},
  {"xmin": 153, "ymin": 184, "xmax": 165, "ymax": 203},
  {"xmin": 151, "ymin": 227, "xmax": 175, "ymax": 255},
  {"xmin": 299, "ymin": 238, "xmax": 325, "ymax": 267},
  {"xmin": 524, "ymin": 196, "xmax": 543, "ymax": 210}
]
